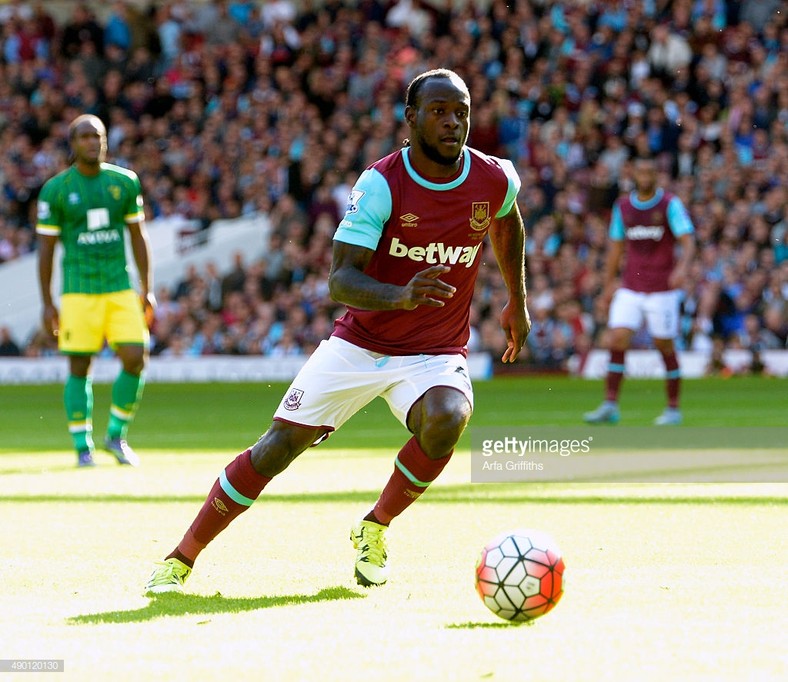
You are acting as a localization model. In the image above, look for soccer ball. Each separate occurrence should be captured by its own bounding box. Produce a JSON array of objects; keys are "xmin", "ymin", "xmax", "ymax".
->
[{"xmin": 475, "ymin": 529, "xmax": 565, "ymax": 622}]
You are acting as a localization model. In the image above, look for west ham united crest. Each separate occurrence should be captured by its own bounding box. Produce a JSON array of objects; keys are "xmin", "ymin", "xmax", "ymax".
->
[
  {"xmin": 283, "ymin": 388, "xmax": 304, "ymax": 411},
  {"xmin": 469, "ymin": 202, "xmax": 491, "ymax": 231}
]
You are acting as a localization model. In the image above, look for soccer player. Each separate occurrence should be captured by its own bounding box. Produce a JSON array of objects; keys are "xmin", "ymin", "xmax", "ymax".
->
[
  {"xmin": 146, "ymin": 68, "xmax": 530, "ymax": 593},
  {"xmin": 584, "ymin": 157, "xmax": 695, "ymax": 426},
  {"xmin": 37, "ymin": 114, "xmax": 155, "ymax": 467}
]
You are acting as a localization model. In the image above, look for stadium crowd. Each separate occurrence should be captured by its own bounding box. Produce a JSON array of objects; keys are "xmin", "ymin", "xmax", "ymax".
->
[{"xmin": 0, "ymin": 0, "xmax": 786, "ymax": 370}]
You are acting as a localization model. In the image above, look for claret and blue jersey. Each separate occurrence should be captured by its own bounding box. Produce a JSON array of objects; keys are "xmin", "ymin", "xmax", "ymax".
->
[
  {"xmin": 332, "ymin": 146, "xmax": 521, "ymax": 356},
  {"xmin": 609, "ymin": 188, "xmax": 694, "ymax": 293}
]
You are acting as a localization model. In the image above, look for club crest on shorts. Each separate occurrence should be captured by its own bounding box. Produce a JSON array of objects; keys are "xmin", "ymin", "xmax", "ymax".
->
[{"xmin": 283, "ymin": 388, "xmax": 304, "ymax": 411}]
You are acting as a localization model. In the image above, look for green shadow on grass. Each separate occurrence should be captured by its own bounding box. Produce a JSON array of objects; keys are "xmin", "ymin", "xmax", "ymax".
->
[
  {"xmin": 68, "ymin": 586, "xmax": 365, "ymax": 625},
  {"xmin": 3, "ymin": 460, "xmax": 785, "ymax": 480},
  {"xmin": 5, "ymin": 484, "xmax": 788, "ymax": 506}
]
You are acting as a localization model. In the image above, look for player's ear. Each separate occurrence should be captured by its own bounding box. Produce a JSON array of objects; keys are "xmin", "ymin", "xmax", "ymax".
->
[{"xmin": 404, "ymin": 105, "xmax": 417, "ymax": 128}]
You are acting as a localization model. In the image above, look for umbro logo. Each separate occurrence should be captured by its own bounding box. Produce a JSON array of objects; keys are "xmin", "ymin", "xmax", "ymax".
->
[
  {"xmin": 212, "ymin": 497, "xmax": 228, "ymax": 516},
  {"xmin": 400, "ymin": 213, "xmax": 419, "ymax": 228}
]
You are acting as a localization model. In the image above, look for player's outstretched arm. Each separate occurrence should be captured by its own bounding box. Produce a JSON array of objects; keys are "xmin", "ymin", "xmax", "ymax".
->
[
  {"xmin": 488, "ymin": 203, "xmax": 530, "ymax": 363},
  {"xmin": 329, "ymin": 240, "xmax": 456, "ymax": 311}
]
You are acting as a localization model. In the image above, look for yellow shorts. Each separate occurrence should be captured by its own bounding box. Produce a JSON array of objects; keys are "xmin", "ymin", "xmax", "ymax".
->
[{"xmin": 59, "ymin": 290, "xmax": 149, "ymax": 355}]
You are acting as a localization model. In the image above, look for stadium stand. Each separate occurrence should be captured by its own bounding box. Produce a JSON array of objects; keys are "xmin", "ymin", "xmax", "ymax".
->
[{"xmin": 0, "ymin": 0, "xmax": 785, "ymax": 373}]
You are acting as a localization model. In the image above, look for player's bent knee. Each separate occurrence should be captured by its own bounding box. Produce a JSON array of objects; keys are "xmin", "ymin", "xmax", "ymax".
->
[
  {"xmin": 250, "ymin": 422, "xmax": 324, "ymax": 477},
  {"xmin": 123, "ymin": 360, "xmax": 145, "ymax": 375},
  {"xmin": 69, "ymin": 356, "xmax": 92, "ymax": 376},
  {"xmin": 608, "ymin": 328, "xmax": 632, "ymax": 351},
  {"xmin": 417, "ymin": 408, "xmax": 470, "ymax": 458},
  {"xmin": 653, "ymin": 338, "xmax": 675, "ymax": 353}
]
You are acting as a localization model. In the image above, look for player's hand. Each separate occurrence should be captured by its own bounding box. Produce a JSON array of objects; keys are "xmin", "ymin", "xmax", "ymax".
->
[
  {"xmin": 601, "ymin": 283, "xmax": 617, "ymax": 314},
  {"xmin": 668, "ymin": 265, "xmax": 688, "ymax": 289},
  {"xmin": 399, "ymin": 265, "xmax": 456, "ymax": 310},
  {"xmin": 141, "ymin": 292, "xmax": 157, "ymax": 328},
  {"xmin": 42, "ymin": 304, "xmax": 59, "ymax": 339},
  {"xmin": 500, "ymin": 300, "xmax": 531, "ymax": 363}
]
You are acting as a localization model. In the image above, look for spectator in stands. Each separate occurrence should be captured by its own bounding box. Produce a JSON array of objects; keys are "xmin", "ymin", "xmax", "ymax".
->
[
  {"xmin": 0, "ymin": 325, "xmax": 21, "ymax": 356},
  {"xmin": 60, "ymin": 3, "xmax": 104, "ymax": 60},
  {"xmin": 104, "ymin": 1, "xmax": 132, "ymax": 53},
  {"xmin": 740, "ymin": 0, "xmax": 783, "ymax": 32}
]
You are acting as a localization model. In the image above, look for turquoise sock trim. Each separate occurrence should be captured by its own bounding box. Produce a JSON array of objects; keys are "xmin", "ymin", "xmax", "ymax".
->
[
  {"xmin": 394, "ymin": 457, "xmax": 431, "ymax": 488},
  {"xmin": 666, "ymin": 369, "xmax": 681, "ymax": 379},
  {"xmin": 219, "ymin": 469, "xmax": 255, "ymax": 506},
  {"xmin": 608, "ymin": 363, "xmax": 626, "ymax": 373}
]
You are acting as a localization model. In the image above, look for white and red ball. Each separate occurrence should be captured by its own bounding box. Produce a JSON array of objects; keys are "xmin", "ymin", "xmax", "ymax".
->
[{"xmin": 475, "ymin": 529, "xmax": 565, "ymax": 622}]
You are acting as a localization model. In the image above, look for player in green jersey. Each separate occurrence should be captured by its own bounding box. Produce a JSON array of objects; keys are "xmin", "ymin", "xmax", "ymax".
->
[{"xmin": 37, "ymin": 114, "xmax": 156, "ymax": 467}]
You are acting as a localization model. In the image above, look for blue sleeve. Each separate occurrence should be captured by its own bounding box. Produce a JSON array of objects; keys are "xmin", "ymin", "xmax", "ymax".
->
[
  {"xmin": 609, "ymin": 203, "xmax": 625, "ymax": 240},
  {"xmin": 494, "ymin": 157, "xmax": 522, "ymax": 218},
  {"xmin": 333, "ymin": 168, "xmax": 392, "ymax": 251},
  {"xmin": 666, "ymin": 196, "xmax": 694, "ymax": 237}
]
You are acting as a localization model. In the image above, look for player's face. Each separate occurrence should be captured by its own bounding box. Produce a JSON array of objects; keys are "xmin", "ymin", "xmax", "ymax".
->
[
  {"xmin": 71, "ymin": 121, "xmax": 107, "ymax": 166},
  {"xmin": 633, "ymin": 160, "xmax": 657, "ymax": 194},
  {"xmin": 407, "ymin": 77, "xmax": 471, "ymax": 167}
]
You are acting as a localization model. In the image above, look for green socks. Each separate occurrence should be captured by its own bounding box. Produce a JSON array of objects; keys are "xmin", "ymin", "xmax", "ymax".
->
[
  {"xmin": 107, "ymin": 370, "xmax": 145, "ymax": 440},
  {"xmin": 65, "ymin": 374, "xmax": 94, "ymax": 454}
]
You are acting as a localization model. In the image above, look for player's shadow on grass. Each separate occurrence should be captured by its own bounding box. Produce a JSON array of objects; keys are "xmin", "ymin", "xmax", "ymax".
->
[{"xmin": 68, "ymin": 586, "xmax": 365, "ymax": 625}]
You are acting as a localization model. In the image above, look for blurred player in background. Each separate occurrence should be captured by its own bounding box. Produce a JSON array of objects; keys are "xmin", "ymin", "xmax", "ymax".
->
[
  {"xmin": 584, "ymin": 157, "xmax": 695, "ymax": 426},
  {"xmin": 146, "ymin": 68, "xmax": 530, "ymax": 593},
  {"xmin": 37, "ymin": 114, "xmax": 155, "ymax": 467}
]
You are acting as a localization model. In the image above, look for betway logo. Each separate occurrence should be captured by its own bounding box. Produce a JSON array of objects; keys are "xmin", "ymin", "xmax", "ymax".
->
[
  {"xmin": 389, "ymin": 237, "xmax": 481, "ymax": 268},
  {"xmin": 626, "ymin": 225, "xmax": 664, "ymax": 240}
]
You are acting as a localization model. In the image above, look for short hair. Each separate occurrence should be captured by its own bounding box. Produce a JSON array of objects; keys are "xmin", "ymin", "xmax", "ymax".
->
[
  {"xmin": 68, "ymin": 114, "xmax": 106, "ymax": 141},
  {"xmin": 405, "ymin": 69, "xmax": 469, "ymax": 109}
]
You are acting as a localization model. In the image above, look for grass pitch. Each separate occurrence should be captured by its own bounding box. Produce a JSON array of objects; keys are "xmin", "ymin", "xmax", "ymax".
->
[{"xmin": 1, "ymin": 376, "xmax": 786, "ymax": 681}]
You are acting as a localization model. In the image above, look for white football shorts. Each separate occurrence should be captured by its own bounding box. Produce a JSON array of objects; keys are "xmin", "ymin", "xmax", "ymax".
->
[
  {"xmin": 608, "ymin": 288, "xmax": 681, "ymax": 339},
  {"xmin": 273, "ymin": 335, "xmax": 474, "ymax": 438}
]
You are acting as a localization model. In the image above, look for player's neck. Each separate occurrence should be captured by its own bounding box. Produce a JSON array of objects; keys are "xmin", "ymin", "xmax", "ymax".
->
[
  {"xmin": 74, "ymin": 160, "xmax": 102, "ymax": 177},
  {"xmin": 407, "ymin": 146, "xmax": 463, "ymax": 179},
  {"xmin": 635, "ymin": 188, "xmax": 657, "ymax": 203}
]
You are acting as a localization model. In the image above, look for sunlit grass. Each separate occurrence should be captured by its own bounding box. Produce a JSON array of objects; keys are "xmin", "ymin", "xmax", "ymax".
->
[{"xmin": 1, "ymin": 375, "xmax": 786, "ymax": 680}]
